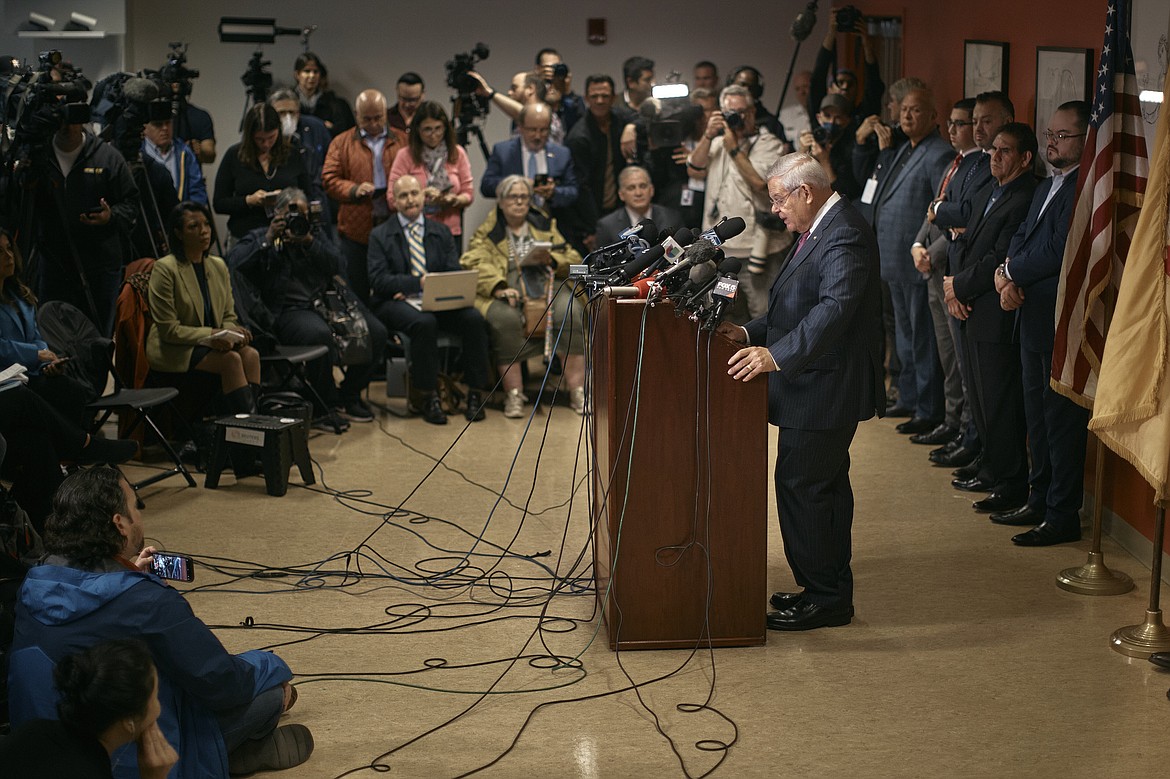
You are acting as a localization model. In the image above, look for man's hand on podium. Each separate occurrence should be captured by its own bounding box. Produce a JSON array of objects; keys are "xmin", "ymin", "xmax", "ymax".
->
[{"xmin": 715, "ymin": 321, "xmax": 748, "ymax": 344}]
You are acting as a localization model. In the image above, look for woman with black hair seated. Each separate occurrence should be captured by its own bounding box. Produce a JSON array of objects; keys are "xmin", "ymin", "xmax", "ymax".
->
[
  {"xmin": 146, "ymin": 201, "xmax": 259, "ymax": 414},
  {"xmin": 0, "ymin": 228, "xmax": 94, "ymax": 427},
  {"xmin": 213, "ymin": 103, "xmax": 311, "ymax": 243},
  {"xmin": 0, "ymin": 637, "xmax": 177, "ymax": 778}
]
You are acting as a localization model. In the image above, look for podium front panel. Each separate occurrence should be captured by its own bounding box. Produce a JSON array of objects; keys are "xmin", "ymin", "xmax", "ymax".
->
[{"xmin": 591, "ymin": 299, "xmax": 767, "ymax": 650}]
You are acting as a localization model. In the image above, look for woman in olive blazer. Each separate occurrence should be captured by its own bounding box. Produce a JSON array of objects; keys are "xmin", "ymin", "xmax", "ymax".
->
[{"xmin": 146, "ymin": 201, "xmax": 259, "ymax": 412}]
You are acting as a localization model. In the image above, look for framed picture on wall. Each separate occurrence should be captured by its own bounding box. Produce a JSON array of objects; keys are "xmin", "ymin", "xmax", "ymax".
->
[
  {"xmin": 1035, "ymin": 47, "xmax": 1094, "ymax": 132},
  {"xmin": 964, "ymin": 40, "xmax": 1009, "ymax": 97}
]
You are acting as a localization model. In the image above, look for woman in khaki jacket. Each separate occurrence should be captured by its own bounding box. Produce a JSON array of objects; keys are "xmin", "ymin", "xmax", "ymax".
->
[{"xmin": 147, "ymin": 201, "xmax": 259, "ymax": 413}]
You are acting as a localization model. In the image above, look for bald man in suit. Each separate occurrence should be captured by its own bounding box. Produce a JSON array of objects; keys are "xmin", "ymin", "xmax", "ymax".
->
[{"xmin": 720, "ymin": 152, "xmax": 884, "ymax": 631}]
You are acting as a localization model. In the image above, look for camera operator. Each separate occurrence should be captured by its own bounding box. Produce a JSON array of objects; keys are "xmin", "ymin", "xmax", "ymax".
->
[
  {"xmin": 686, "ymin": 85, "xmax": 787, "ymax": 317},
  {"xmin": 25, "ymin": 102, "xmax": 140, "ymax": 335},
  {"xmin": 809, "ymin": 7, "xmax": 885, "ymax": 129},
  {"xmin": 536, "ymin": 48, "xmax": 585, "ymax": 135},
  {"xmin": 229, "ymin": 188, "xmax": 386, "ymax": 428},
  {"xmin": 799, "ymin": 93, "xmax": 861, "ymax": 201},
  {"xmin": 468, "ymin": 71, "xmax": 566, "ymax": 144}
]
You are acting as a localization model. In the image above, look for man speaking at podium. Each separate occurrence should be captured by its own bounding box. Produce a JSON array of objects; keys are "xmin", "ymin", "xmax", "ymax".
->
[{"xmin": 719, "ymin": 152, "xmax": 884, "ymax": 631}]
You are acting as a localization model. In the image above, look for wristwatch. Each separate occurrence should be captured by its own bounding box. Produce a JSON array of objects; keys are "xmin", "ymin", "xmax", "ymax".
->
[{"xmin": 729, "ymin": 146, "xmax": 741, "ymax": 158}]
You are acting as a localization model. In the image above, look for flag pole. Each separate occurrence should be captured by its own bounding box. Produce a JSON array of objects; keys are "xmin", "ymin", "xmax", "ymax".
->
[{"xmin": 1110, "ymin": 498, "xmax": 1170, "ymax": 657}]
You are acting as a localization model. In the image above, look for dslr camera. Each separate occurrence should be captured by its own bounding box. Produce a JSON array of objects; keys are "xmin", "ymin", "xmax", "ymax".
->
[
  {"xmin": 283, "ymin": 201, "xmax": 322, "ymax": 238},
  {"xmin": 836, "ymin": 5, "xmax": 864, "ymax": 33},
  {"xmin": 722, "ymin": 110, "xmax": 745, "ymax": 133}
]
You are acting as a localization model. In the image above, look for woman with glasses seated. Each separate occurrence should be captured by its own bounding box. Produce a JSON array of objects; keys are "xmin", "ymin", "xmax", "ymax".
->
[
  {"xmin": 460, "ymin": 175, "xmax": 586, "ymax": 418},
  {"xmin": 387, "ymin": 101, "xmax": 474, "ymax": 250}
]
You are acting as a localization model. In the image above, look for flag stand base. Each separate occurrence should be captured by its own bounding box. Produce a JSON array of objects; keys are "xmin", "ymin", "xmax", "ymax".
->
[
  {"xmin": 1110, "ymin": 610, "xmax": 1170, "ymax": 657},
  {"xmin": 1057, "ymin": 551, "xmax": 1134, "ymax": 595}
]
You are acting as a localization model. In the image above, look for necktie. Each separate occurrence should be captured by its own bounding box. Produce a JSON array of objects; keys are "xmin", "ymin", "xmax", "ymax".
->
[
  {"xmin": 527, "ymin": 152, "xmax": 538, "ymax": 179},
  {"xmin": 937, "ymin": 153, "xmax": 962, "ymax": 198},
  {"xmin": 794, "ymin": 231, "xmax": 810, "ymax": 254},
  {"xmin": 407, "ymin": 223, "xmax": 427, "ymax": 278}
]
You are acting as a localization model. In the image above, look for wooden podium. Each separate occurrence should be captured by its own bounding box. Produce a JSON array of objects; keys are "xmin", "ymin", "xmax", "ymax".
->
[{"xmin": 590, "ymin": 299, "xmax": 768, "ymax": 650}]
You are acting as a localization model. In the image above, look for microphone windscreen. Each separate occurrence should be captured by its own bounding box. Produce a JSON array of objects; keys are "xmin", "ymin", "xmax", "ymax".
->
[
  {"xmin": 713, "ymin": 217, "xmax": 747, "ymax": 242},
  {"xmin": 688, "ymin": 262, "xmax": 717, "ymax": 286},
  {"xmin": 673, "ymin": 227, "xmax": 695, "ymax": 247},
  {"xmin": 718, "ymin": 257, "xmax": 742, "ymax": 275},
  {"xmin": 620, "ymin": 244, "xmax": 664, "ymax": 279}
]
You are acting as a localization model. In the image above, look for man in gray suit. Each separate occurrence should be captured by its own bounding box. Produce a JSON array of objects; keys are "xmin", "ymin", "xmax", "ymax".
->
[
  {"xmin": 859, "ymin": 87, "xmax": 954, "ymax": 436},
  {"xmin": 720, "ymin": 153, "xmax": 884, "ymax": 631},
  {"xmin": 592, "ymin": 166, "xmax": 682, "ymax": 246}
]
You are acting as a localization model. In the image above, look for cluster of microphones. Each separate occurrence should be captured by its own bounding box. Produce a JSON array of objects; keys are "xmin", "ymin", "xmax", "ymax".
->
[{"xmin": 572, "ymin": 216, "xmax": 747, "ymax": 331}]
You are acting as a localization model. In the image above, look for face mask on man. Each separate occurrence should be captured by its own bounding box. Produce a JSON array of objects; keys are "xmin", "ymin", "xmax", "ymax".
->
[{"xmin": 280, "ymin": 114, "xmax": 298, "ymax": 138}]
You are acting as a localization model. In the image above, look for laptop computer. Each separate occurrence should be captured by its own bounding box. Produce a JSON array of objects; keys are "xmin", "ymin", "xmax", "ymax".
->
[{"xmin": 406, "ymin": 270, "xmax": 479, "ymax": 312}]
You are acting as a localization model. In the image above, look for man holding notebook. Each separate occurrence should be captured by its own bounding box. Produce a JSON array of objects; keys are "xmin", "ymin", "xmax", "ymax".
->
[{"xmin": 367, "ymin": 175, "xmax": 492, "ymax": 424}]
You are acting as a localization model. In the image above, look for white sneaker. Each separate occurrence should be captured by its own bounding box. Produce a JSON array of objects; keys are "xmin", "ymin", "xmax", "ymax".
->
[
  {"xmin": 503, "ymin": 388, "xmax": 526, "ymax": 418},
  {"xmin": 569, "ymin": 386, "xmax": 586, "ymax": 415}
]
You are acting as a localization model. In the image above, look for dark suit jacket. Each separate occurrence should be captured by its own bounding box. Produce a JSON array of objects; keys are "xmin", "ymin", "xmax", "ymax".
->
[
  {"xmin": 479, "ymin": 137, "xmax": 579, "ymax": 209},
  {"xmin": 366, "ymin": 217, "xmax": 459, "ymax": 306},
  {"xmin": 565, "ymin": 107, "xmax": 634, "ymax": 228},
  {"xmin": 913, "ymin": 149, "xmax": 982, "ymax": 273},
  {"xmin": 744, "ymin": 197, "xmax": 885, "ymax": 430},
  {"xmin": 1003, "ymin": 174, "xmax": 1078, "ymax": 352},
  {"xmin": 859, "ymin": 131, "xmax": 954, "ymax": 284},
  {"xmin": 593, "ymin": 205, "xmax": 683, "ymax": 248},
  {"xmin": 951, "ymin": 175, "xmax": 1038, "ymax": 343}
]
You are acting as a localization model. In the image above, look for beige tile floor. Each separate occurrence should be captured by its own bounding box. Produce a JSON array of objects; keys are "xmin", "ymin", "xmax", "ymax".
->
[{"xmin": 121, "ymin": 389, "xmax": 1170, "ymax": 778}]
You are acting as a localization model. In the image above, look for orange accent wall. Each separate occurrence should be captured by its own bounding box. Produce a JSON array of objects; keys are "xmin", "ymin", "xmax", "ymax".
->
[{"xmin": 851, "ymin": 0, "xmax": 1168, "ymax": 554}]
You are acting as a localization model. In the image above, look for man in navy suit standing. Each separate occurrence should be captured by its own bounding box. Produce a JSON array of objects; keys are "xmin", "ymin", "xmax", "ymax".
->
[
  {"xmin": 992, "ymin": 102, "xmax": 1091, "ymax": 546},
  {"xmin": 368, "ymin": 175, "xmax": 492, "ymax": 425},
  {"xmin": 720, "ymin": 153, "xmax": 884, "ymax": 631},
  {"xmin": 859, "ymin": 88, "xmax": 954, "ymax": 436}
]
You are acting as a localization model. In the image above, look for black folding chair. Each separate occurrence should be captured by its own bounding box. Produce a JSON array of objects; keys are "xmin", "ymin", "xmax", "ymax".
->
[{"xmin": 259, "ymin": 344, "xmax": 344, "ymax": 433}]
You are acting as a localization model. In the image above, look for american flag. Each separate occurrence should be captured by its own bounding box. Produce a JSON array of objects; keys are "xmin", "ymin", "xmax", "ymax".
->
[{"xmin": 1051, "ymin": 0, "xmax": 1149, "ymax": 408}]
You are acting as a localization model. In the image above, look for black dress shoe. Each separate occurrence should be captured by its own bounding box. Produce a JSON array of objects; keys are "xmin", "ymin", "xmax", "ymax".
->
[
  {"xmin": 766, "ymin": 600, "xmax": 853, "ymax": 631},
  {"xmin": 1147, "ymin": 652, "xmax": 1170, "ymax": 670},
  {"xmin": 972, "ymin": 492, "xmax": 1027, "ymax": 513},
  {"xmin": 417, "ymin": 392, "xmax": 448, "ymax": 425},
  {"xmin": 895, "ymin": 417, "xmax": 938, "ymax": 435},
  {"xmin": 929, "ymin": 440, "xmax": 960, "ymax": 458},
  {"xmin": 990, "ymin": 505, "xmax": 1045, "ymax": 526},
  {"xmin": 952, "ymin": 476, "xmax": 994, "ymax": 493},
  {"xmin": 932, "ymin": 445, "xmax": 979, "ymax": 468},
  {"xmin": 769, "ymin": 591, "xmax": 804, "ymax": 610},
  {"xmin": 464, "ymin": 390, "xmax": 486, "ymax": 422},
  {"xmin": 910, "ymin": 424, "xmax": 959, "ymax": 445},
  {"xmin": 951, "ymin": 456, "xmax": 983, "ymax": 479},
  {"xmin": 1012, "ymin": 521, "xmax": 1081, "ymax": 546},
  {"xmin": 885, "ymin": 404, "xmax": 913, "ymax": 418}
]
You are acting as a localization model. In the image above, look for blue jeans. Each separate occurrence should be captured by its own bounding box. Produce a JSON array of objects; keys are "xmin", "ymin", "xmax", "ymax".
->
[
  {"xmin": 887, "ymin": 280, "xmax": 942, "ymax": 420},
  {"xmin": 217, "ymin": 684, "xmax": 285, "ymax": 753}
]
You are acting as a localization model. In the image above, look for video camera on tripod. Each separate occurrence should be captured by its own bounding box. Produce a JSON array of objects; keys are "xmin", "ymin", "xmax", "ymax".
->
[
  {"xmin": 445, "ymin": 43, "xmax": 491, "ymax": 152},
  {"xmin": 159, "ymin": 42, "xmax": 199, "ymax": 97},
  {"xmin": 0, "ymin": 50, "xmax": 91, "ymax": 160}
]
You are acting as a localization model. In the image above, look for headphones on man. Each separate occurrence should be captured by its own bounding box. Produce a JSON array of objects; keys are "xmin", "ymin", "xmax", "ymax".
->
[{"xmin": 727, "ymin": 66, "xmax": 765, "ymax": 100}]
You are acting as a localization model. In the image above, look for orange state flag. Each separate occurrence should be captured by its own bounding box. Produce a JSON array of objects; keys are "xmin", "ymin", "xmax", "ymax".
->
[{"xmin": 1088, "ymin": 90, "xmax": 1170, "ymax": 500}]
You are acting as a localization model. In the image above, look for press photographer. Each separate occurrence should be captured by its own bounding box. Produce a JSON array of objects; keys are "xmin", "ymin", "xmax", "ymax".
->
[
  {"xmin": 229, "ymin": 188, "xmax": 386, "ymax": 430},
  {"xmin": 799, "ymin": 93, "xmax": 860, "ymax": 200},
  {"xmin": 7, "ymin": 51, "xmax": 140, "ymax": 334}
]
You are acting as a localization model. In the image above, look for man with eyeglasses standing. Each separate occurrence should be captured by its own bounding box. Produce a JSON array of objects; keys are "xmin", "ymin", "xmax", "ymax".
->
[
  {"xmin": 991, "ymin": 101, "xmax": 1091, "ymax": 547},
  {"xmin": 908, "ymin": 98, "xmax": 982, "ymax": 457},
  {"xmin": 687, "ymin": 84, "xmax": 787, "ymax": 319}
]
